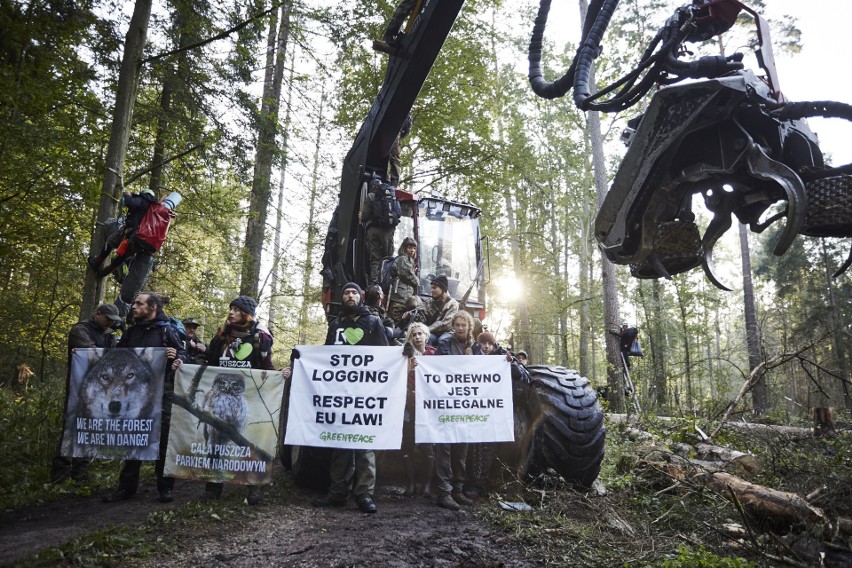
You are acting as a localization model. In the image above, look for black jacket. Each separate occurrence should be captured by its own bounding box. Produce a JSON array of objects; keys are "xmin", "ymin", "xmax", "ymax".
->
[
  {"xmin": 118, "ymin": 314, "xmax": 187, "ymax": 372},
  {"xmin": 325, "ymin": 305, "xmax": 389, "ymax": 346},
  {"xmin": 207, "ymin": 321, "xmax": 275, "ymax": 370},
  {"xmin": 124, "ymin": 191, "xmax": 158, "ymax": 231},
  {"xmin": 68, "ymin": 319, "xmax": 116, "ymax": 351}
]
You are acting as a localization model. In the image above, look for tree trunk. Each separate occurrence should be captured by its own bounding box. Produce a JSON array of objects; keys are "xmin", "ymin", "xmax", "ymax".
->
[
  {"xmin": 79, "ymin": 0, "xmax": 152, "ymax": 319},
  {"xmin": 298, "ymin": 86, "xmax": 326, "ymax": 344},
  {"xmin": 503, "ymin": 192, "xmax": 532, "ymax": 357},
  {"xmin": 702, "ymin": 472, "xmax": 828, "ymax": 530},
  {"xmin": 813, "ymin": 407, "xmax": 836, "ymax": 438},
  {"xmin": 740, "ymin": 223, "xmax": 767, "ymax": 415},
  {"xmin": 547, "ymin": 182, "xmax": 568, "ymax": 366},
  {"xmin": 577, "ymin": 171, "xmax": 592, "ymax": 378},
  {"xmin": 146, "ymin": 2, "xmax": 197, "ymax": 195},
  {"xmin": 267, "ymin": 50, "xmax": 296, "ymax": 335},
  {"xmin": 674, "ymin": 280, "xmax": 693, "ymax": 412},
  {"xmin": 239, "ymin": 2, "xmax": 292, "ymax": 298},
  {"xmin": 651, "ymin": 280, "xmax": 667, "ymax": 408},
  {"xmin": 577, "ymin": 0, "xmax": 621, "ymax": 410},
  {"xmin": 821, "ymin": 240, "xmax": 852, "ymax": 409}
]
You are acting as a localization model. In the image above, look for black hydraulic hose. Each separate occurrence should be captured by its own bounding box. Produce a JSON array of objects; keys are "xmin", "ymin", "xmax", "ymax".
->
[
  {"xmin": 582, "ymin": 15, "xmax": 684, "ymax": 111},
  {"xmin": 527, "ymin": 0, "xmax": 753, "ymax": 113},
  {"xmin": 772, "ymin": 101, "xmax": 852, "ymax": 180},
  {"xmin": 527, "ymin": 0, "xmax": 576, "ymax": 99},
  {"xmin": 771, "ymin": 101, "xmax": 852, "ymax": 122},
  {"xmin": 572, "ymin": 0, "xmax": 620, "ymax": 108},
  {"xmin": 528, "ymin": 0, "xmax": 616, "ymax": 101},
  {"xmin": 587, "ymin": 30, "xmax": 682, "ymax": 109}
]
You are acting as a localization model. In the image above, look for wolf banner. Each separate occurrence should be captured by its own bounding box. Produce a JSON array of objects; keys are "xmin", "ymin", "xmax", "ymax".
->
[
  {"xmin": 61, "ymin": 348, "xmax": 168, "ymax": 460},
  {"xmin": 164, "ymin": 365, "xmax": 285, "ymax": 486}
]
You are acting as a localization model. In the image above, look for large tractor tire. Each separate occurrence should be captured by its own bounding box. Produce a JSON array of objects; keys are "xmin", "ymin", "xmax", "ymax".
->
[{"xmin": 516, "ymin": 365, "xmax": 605, "ymax": 489}]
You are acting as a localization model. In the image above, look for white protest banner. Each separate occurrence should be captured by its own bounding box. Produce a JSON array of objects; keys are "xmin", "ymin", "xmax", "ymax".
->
[
  {"xmin": 415, "ymin": 355, "xmax": 514, "ymax": 444},
  {"xmin": 61, "ymin": 348, "xmax": 167, "ymax": 461},
  {"xmin": 285, "ymin": 345, "xmax": 407, "ymax": 450},
  {"xmin": 164, "ymin": 365, "xmax": 285, "ymax": 485}
]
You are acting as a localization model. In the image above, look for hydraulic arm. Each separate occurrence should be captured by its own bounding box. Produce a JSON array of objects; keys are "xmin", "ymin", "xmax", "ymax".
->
[{"xmin": 321, "ymin": 0, "xmax": 465, "ymax": 314}]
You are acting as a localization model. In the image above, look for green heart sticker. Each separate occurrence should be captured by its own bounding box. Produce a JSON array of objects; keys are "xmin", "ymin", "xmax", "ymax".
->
[
  {"xmin": 343, "ymin": 327, "xmax": 364, "ymax": 345},
  {"xmin": 234, "ymin": 342, "xmax": 253, "ymax": 360}
]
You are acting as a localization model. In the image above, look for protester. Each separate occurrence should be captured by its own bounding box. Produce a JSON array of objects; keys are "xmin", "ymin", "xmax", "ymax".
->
[
  {"xmin": 414, "ymin": 275, "xmax": 458, "ymax": 345},
  {"xmin": 182, "ymin": 317, "xmax": 207, "ymax": 364},
  {"xmin": 313, "ymin": 282, "xmax": 389, "ymax": 514},
  {"xmin": 387, "ymin": 236, "xmax": 418, "ymax": 323},
  {"xmin": 433, "ymin": 310, "xmax": 479, "ymax": 510},
  {"xmin": 395, "ymin": 294, "xmax": 424, "ymax": 331},
  {"xmin": 372, "ymin": 0, "xmax": 420, "ymax": 54},
  {"xmin": 400, "ymin": 322, "xmax": 435, "ymax": 497},
  {"xmin": 465, "ymin": 331, "xmax": 529, "ymax": 499},
  {"xmin": 88, "ymin": 189, "xmax": 157, "ymax": 278},
  {"xmin": 361, "ymin": 182, "xmax": 397, "ymax": 287},
  {"xmin": 203, "ymin": 295, "xmax": 274, "ymax": 505},
  {"xmin": 610, "ymin": 323, "xmax": 639, "ymax": 369},
  {"xmin": 387, "ymin": 114, "xmax": 413, "ymax": 186},
  {"xmin": 515, "ymin": 350, "xmax": 528, "ymax": 367},
  {"xmin": 51, "ymin": 303, "xmax": 121, "ymax": 483},
  {"xmin": 364, "ymin": 284, "xmax": 397, "ymax": 343},
  {"xmin": 103, "ymin": 292, "xmax": 185, "ymax": 504}
]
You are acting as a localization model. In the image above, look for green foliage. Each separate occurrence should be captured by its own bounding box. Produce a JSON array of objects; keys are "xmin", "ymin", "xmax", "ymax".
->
[
  {"xmin": 660, "ymin": 545, "xmax": 756, "ymax": 568},
  {"xmin": 0, "ymin": 378, "xmax": 127, "ymax": 510},
  {"xmin": 24, "ymin": 525, "xmax": 156, "ymax": 568},
  {"xmin": 0, "ymin": 0, "xmax": 113, "ymax": 380}
]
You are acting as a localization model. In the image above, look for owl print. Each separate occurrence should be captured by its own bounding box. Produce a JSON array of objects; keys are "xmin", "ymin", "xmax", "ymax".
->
[{"xmin": 202, "ymin": 373, "xmax": 249, "ymax": 452}]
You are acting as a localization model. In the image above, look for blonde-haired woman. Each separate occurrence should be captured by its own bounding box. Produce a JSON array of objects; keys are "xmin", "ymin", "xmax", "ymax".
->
[
  {"xmin": 401, "ymin": 322, "xmax": 434, "ymax": 496},
  {"xmin": 433, "ymin": 310, "xmax": 477, "ymax": 510}
]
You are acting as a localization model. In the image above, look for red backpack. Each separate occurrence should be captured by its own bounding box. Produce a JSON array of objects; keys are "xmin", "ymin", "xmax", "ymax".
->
[{"xmin": 134, "ymin": 201, "xmax": 174, "ymax": 252}]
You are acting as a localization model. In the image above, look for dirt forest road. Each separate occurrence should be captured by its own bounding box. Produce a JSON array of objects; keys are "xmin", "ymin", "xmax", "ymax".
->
[{"xmin": 0, "ymin": 475, "xmax": 534, "ymax": 567}]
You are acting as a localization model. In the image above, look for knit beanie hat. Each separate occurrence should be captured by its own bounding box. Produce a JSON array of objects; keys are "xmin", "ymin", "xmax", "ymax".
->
[
  {"xmin": 342, "ymin": 282, "xmax": 363, "ymax": 304},
  {"xmin": 477, "ymin": 331, "xmax": 496, "ymax": 345},
  {"xmin": 229, "ymin": 295, "xmax": 257, "ymax": 317},
  {"xmin": 431, "ymin": 275, "xmax": 449, "ymax": 293}
]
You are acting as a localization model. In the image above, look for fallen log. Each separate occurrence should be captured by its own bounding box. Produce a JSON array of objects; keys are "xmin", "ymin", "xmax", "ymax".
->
[
  {"xmin": 695, "ymin": 443, "xmax": 760, "ymax": 476},
  {"xmin": 700, "ymin": 472, "xmax": 829, "ymax": 533},
  {"xmin": 607, "ymin": 414, "xmax": 845, "ymax": 437}
]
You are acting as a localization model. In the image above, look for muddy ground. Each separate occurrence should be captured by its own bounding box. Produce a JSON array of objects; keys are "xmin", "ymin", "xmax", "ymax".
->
[{"xmin": 0, "ymin": 468, "xmax": 537, "ymax": 567}]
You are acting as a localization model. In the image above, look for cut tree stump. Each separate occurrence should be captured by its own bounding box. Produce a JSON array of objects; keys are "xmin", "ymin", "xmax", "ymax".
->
[{"xmin": 813, "ymin": 407, "xmax": 837, "ymax": 438}]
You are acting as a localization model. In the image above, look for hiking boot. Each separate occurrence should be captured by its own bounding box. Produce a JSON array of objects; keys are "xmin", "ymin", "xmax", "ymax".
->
[
  {"xmin": 247, "ymin": 486, "xmax": 264, "ymax": 506},
  {"xmin": 372, "ymin": 38, "xmax": 398, "ymax": 55},
  {"xmin": 103, "ymin": 488, "xmax": 135, "ymax": 503},
  {"xmin": 312, "ymin": 494, "xmax": 346, "ymax": 507},
  {"xmin": 452, "ymin": 492, "xmax": 474, "ymax": 506},
  {"xmin": 436, "ymin": 494, "xmax": 460, "ymax": 511},
  {"xmin": 356, "ymin": 495, "xmax": 377, "ymax": 514},
  {"xmin": 158, "ymin": 490, "xmax": 174, "ymax": 503}
]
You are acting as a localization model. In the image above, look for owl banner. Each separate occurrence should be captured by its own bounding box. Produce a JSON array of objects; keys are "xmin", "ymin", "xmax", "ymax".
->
[
  {"xmin": 61, "ymin": 348, "xmax": 168, "ymax": 461},
  {"xmin": 164, "ymin": 365, "xmax": 285, "ymax": 485},
  {"xmin": 285, "ymin": 345, "xmax": 407, "ymax": 450},
  {"xmin": 414, "ymin": 355, "xmax": 515, "ymax": 444}
]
